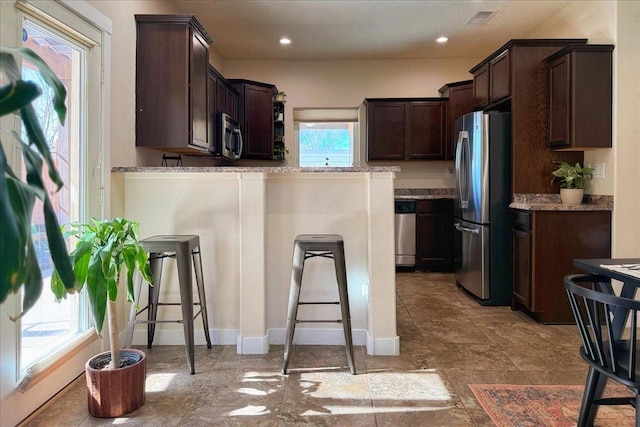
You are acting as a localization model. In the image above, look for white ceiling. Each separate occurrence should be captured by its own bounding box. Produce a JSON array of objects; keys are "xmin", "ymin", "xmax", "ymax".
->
[{"xmin": 171, "ymin": 0, "xmax": 573, "ymax": 60}]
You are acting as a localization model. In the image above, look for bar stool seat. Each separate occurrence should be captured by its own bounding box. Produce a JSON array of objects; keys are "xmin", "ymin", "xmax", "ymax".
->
[
  {"xmin": 282, "ymin": 234, "xmax": 356, "ymax": 375},
  {"xmin": 125, "ymin": 235, "xmax": 212, "ymax": 374}
]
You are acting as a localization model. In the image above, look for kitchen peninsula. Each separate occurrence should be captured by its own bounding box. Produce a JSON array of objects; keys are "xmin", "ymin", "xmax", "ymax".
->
[{"xmin": 112, "ymin": 166, "xmax": 400, "ymax": 355}]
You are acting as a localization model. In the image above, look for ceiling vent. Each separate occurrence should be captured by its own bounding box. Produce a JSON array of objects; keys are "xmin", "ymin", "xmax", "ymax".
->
[{"xmin": 466, "ymin": 11, "xmax": 495, "ymax": 25}]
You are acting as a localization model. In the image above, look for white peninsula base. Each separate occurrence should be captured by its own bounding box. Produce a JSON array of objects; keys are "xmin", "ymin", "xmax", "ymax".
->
[{"xmin": 115, "ymin": 167, "xmax": 399, "ymax": 356}]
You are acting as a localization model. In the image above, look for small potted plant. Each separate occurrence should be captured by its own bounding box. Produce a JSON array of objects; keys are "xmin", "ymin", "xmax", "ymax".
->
[
  {"xmin": 275, "ymin": 90, "xmax": 286, "ymax": 102},
  {"xmin": 274, "ymin": 144, "xmax": 289, "ymax": 161},
  {"xmin": 551, "ymin": 162, "xmax": 594, "ymax": 205},
  {"xmin": 51, "ymin": 217, "xmax": 152, "ymax": 417}
]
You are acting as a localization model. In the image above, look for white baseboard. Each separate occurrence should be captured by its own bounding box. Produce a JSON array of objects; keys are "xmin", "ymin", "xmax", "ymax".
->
[
  {"xmin": 124, "ymin": 328, "xmax": 398, "ymax": 355},
  {"xmin": 236, "ymin": 334, "xmax": 270, "ymax": 354},
  {"xmin": 366, "ymin": 332, "xmax": 400, "ymax": 355},
  {"xmin": 126, "ymin": 328, "xmax": 238, "ymax": 347},
  {"xmin": 268, "ymin": 327, "xmax": 367, "ymax": 346}
]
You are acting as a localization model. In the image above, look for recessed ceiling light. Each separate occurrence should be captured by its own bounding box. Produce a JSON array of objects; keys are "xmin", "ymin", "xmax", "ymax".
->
[
  {"xmin": 436, "ymin": 36, "xmax": 448, "ymax": 43},
  {"xmin": 280, "ymin": 37, "xmax": 291, "ymax": 45}
]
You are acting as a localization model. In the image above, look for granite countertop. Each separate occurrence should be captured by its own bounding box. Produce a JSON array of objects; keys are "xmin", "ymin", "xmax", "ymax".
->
[
  {"xmin": 394, "ymin": 188, "xmax": 454, "ymax": 200},
  {"xmin": 112, "ymin": 166, "xmax": 401, "ymax": 173},
  {"xmin": 510, "ymin": 194, "xmax": 613, "ymax": 211}
]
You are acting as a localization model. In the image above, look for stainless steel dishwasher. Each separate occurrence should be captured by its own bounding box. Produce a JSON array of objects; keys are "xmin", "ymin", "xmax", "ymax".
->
[{"xmin": 395, "ymin": 200, "xmax": 416, "ymax": 267}]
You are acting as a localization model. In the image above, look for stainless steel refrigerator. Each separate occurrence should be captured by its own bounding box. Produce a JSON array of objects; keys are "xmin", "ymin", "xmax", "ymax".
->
[{"xmin": 453, "ymin": 111, "xmax": 512, "ymax": 305}]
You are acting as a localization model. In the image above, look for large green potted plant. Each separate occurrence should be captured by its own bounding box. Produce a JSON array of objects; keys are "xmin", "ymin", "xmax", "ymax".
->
[
  {"xmin": 0, "ymin": 46, "xmax": 75, "ymax": 317},
  {"xmin": 1, "ymin": 46, "xmax": 152, "ymax": 417},
  {"xmin": 551, "ymin": 161, "xmax": 594, "ymax": 205},
  {"xmin": 52, "ymin": 217, "xmax": 152, "ymax": 417}
]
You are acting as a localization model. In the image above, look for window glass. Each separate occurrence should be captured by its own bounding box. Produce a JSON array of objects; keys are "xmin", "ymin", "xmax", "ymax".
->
[
  {"xmin": 299, "ymin": 122, "xmax": 354, "ymax": 167},
  {"xmin": 19, "ymin": 17, "xmax": 90, "ymax": 372}
]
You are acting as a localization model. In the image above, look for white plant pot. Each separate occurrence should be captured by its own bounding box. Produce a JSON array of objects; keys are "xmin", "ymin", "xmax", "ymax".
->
[{"xmin": 560, "ymin": 188, "xmax": 584, "ymax": 205}]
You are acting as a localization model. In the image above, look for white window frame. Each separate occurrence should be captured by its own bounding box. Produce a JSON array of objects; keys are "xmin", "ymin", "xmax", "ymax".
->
[{"xmin": 0, "ymin": 1, "xmax": 111, "ymax": 425}]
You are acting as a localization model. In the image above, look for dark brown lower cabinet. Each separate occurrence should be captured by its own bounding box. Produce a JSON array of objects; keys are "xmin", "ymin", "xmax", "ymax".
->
[
  {"xmin": 416, "ymin": 199, "xmax": 453, "ymax": 272},
  {"xmin": 511, "ymin": 209, "xmax": 611, "ymax": 324}
]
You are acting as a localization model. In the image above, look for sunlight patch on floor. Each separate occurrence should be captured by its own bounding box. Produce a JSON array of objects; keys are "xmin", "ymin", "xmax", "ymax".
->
[
  {"xmin": 236, "ymin": 387, "xmax": 279, "ymax": 396},
  {"xmin": 301, "ymin": 404, "xmax": 455, "ymax": 416},
  {"xmin": 368, "ymin": 370, "xmax": 452, "ymax": 401},
  {"xmin": 227, "ymin": 405, "xmax": 271, "ymax": 416},
  {"xmin": 296, "ymin": 369, "xmax": 452, "ymax": 402},
  {"xmin": 242, "ymin": 371, "xmax": 282, "ymax": 382},
  {"xmin": 145, "ymin": 373, "xmax": 177, "ymax": 392}
]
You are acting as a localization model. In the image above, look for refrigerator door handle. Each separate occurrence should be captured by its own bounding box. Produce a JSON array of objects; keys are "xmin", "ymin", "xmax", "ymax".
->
[
  {"xmin": 455, "ymin": 222, "xmax": 480, "ymax": 235},
  {"xmin": 456, "ymin": 131, "xmax": 470, "ymax": 209}
]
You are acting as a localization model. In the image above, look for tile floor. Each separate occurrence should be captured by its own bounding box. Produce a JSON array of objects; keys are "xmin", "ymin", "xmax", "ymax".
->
[{"xmin": 24, "ymin": 272, "xmax": 588, "ymax": 426}]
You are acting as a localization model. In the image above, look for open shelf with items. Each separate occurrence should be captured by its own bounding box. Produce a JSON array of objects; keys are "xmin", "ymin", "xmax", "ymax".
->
[{"xmin": 273, "ymin": 91, "xmax": 286, "ymax": 161}]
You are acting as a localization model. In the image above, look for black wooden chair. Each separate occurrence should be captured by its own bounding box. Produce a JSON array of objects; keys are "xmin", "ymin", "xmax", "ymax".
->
[{"xmin": 564, "ymin": 273, "xmax": 640, "ymax": 427}]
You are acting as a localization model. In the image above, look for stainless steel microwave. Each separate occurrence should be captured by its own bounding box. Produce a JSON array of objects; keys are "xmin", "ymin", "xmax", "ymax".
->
[{"xmin": 211, "ymin": 112, "xmax": 243, "ymax": 159}]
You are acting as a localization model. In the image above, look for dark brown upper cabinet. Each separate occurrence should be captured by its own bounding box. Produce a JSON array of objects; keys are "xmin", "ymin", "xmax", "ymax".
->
[
  {"xmin": 546, "ymin": 44, "xmax": 614, "ymax": 150},
  {"xmin": 365, "ymin": 98, "xmax": 447, "ymax": 161},
  {"xmin": 439, "ymin": 80, "xmax": 474, "ymax": 159},
  {"xmin": 365, "ymin": 101, "xmax": 406, "ymax": 160},
  {"xmin": 489, "ymin": 50, "xmax": 511, "ymax": 104},
  {"xmin": 468, "ymin": 39, "xmax": 589, "ymax": 194},
  {"xmin": 229, "ymin": 79, "xmax": 276, "ymax": 160},
  {"xmin": 209, "ymin": 65, "xmax": 238, "ymax": 120},
  {"xmin": 469, "ymin": 39, "xmax": 587, "ymax": 111},
  {"xmin": 135, "ymin": 15, "xmax": 212, "ymax": 155},
  {"xmin": 472, "ymin": 63, "xmax": 489, "ymax": 110}
]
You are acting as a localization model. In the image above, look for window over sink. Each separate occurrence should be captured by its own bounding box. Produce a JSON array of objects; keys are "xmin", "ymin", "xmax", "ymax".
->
[{"xmin": 294, "ymin": 108, "xmax": 358, "ymax": 167}]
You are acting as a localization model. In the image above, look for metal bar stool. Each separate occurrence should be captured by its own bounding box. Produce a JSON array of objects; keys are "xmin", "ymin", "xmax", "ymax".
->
[
  {"xmin": 125, "ymin": 235, "xmax": 212, "ymax": 374},
  {"xmin": 282, "ymin": 234, "xmax": 356, "ymax": 375}
]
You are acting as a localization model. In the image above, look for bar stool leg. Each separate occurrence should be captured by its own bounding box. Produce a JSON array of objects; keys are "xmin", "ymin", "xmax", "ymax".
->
[
  {"xmin": 147, "ymin": 253, "xmax": 164, "ymax": 348},
  {"xmin": 176, "ymin": 244, "xmax": 196, "ymax": 375},
  {"xmin": 192, "ymin": 246, "xmax": 212, "ymax": 349},
  {"xmin": 334, "ymin": 244, "xmax": 356, "ymax": 375},
  {"xmin": 282, "ymin": 244, "xmax": 306, "ymax": 374}
]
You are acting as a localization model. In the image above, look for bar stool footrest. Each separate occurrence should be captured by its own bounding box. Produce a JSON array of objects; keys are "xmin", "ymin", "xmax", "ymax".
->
[
  {"xmin": 131, "ymin": 308, "xmax": 205, "ymax": 325},
  {"xmin": 295, "ymin": 319, "xmax": 343, "ymax": 323}
]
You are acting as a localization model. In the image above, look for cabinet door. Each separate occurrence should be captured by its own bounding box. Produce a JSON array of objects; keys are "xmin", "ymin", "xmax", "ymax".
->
[
  {"xmin": 489, "ymin": 50, "xmax": 510, "ymax": 104},
  {"xmin": 512, "ymin": 228, "xmax": 531, "ymax": 309},
  {"xmin": 366, "ymin": 102, "xmax": 407, "ymax": 160},
  {"xmin": 242, "ymin": 84, "xmax": 274, "ymax": 159},
  {"xmin": 190, "ymin": 31, "xmax": 209, "ymax": 150},
  {"xmin": 136, "ymin": 21, "xmax": 190, "ymax": 150},
  {"xmin": 225, "ymin": 87, "xmax": 238, "ymax": 120},
  {"xmin": 408, "ymin": 101, "xmax": 447, "ymax": 160},
  {"xmin": 548, "ymin": 47, "xmax": 613, "ymax": 150},
  {"xmin": 548, "ymin": 55, "xmax": 571, "ymax": 149},
  {"xmin": 207, "ymin": 69, "xmax": 218, "ymax": 154},
  {"xmin": 416, "ymin": 199, "xmax": 453, "ymax": 272},
  {"xmin": 216, "ymin": 79, "xmax": 226, "ymax": 114},
  {"xmin": 473, "ymin": 63, "xmax": 489, "ymax": 109},
  {"xmin": 444, "ymin": 83, "xmax": 473, "ymax": 160}
]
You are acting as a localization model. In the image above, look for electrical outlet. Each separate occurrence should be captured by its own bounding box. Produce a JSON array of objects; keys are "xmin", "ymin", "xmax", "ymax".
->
[{"xmin": 590, "ymin": 163, "xmax": 605, "ymax": 179}]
